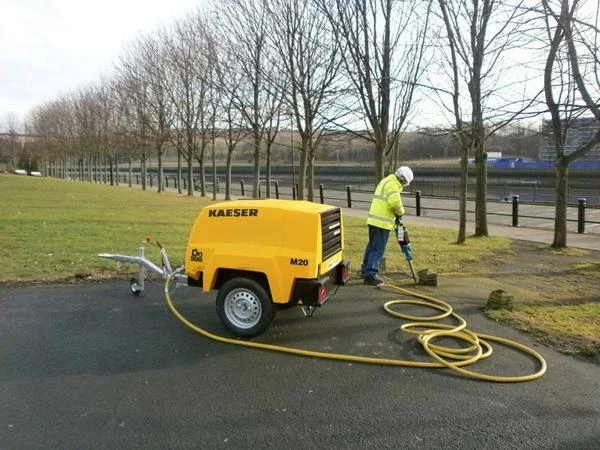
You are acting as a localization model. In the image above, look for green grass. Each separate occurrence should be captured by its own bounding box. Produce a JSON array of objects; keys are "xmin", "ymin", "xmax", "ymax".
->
[
  {"xmin": 487, "ymin": 304, "xmax": 600, "ymax": 355},
  {"xmin": 343, "ymin": 218, "xmax": 513, "ymax": 275},
  {"xmin": 0, "ymin": 175, "xmax": 213, "ymax": 281},
  {"xmin": 0, "ymin": 174, "xmax": 512, "ymax": 282}
]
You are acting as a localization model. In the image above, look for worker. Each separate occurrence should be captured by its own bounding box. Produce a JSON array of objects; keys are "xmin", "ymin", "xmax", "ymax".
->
[{"xmin": 361, "ymin": 166, "xmax": 414, "ymax": 286}]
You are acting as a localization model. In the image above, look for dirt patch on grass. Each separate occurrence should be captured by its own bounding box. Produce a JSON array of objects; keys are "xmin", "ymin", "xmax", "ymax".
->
[
  {"xmin": 463, "ymin": 240, "xmax": 598, "ymax": 301},
  {"xmin": 458, "ymin": 239, "xmax": 600, "ymax": 356}
]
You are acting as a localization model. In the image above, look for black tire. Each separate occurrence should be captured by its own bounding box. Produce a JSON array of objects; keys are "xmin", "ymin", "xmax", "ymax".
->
[
  {"xmin": 216, "ymin": 277, "xmax": 274, "ymax": 338},
  {"xmin": 130, "ymin": 278, "xmax": 141, "ymax": 296}
]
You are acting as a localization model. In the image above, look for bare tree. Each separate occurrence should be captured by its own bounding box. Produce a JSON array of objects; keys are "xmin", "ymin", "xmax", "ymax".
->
[
  {"xmin": 50, "ymin": 96, "xmax": 79, "ymax": 180},
  {"xmin": 542, "ymin": 0, "xmax": 600, "ymax": 248},
  {"xmin": 0, "ymin": 113, "xmax": 22, "ymax": 169},
  {"xmin": 113, "ymin": 54, "xmax": 150, "ymax": 189},
  {"xmin": 27, "ymin": 105, "xmax": 59, "ymax": 177},
  {"xmin": 162, "ymin": 12, "xmax": 212, "ymax": 196},
  {"xmin": 211, "ymin": 44, "xmax": 251, "ymax": 200},
  {"xmin": 268, "ymin": 0, "xmax": 343, "ymax": 201},
  {"xmin": 71, "ymin": 86, "xmax": 98, "ymax": 181},
  {"xmin": 435, "ymin": 0, "xmax": 540, "ymax": 242},
  {"xmin": 90, "ymin": 82, "xmax": 121, "ymax": 186},
  {"xmin": 195, "ymin": 19, "xmax": 220, "ymax": 199},
  {"xmin": 212, "ymin": 0, "xmax": 286, "ymax": 198},
  {"xmin": 110, "ymin": 77, "xmax": 141, "ymax": 187},
  {"xmin": 101, "ymin": 79, "xmax": 133, "ymax": 186},
  {"xmin": 319, "ymin": 0, "xmax": 433, "ymax": 181},
  {"xmin": 115, "ymin": 32, "xmax": 178, "ymax": 193},
  {"xmin": 204, "ymin": 37, "xmax": 220, "ymax": 201},
  {"xmin": 134, "ymin": 35, "xmax": 173, "ymax": 193}
]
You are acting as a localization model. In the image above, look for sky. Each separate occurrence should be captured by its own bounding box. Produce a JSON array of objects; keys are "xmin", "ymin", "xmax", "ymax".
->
[{"xmin": 1, "ymin": 0, "xmax": 201, "ymax": 125}]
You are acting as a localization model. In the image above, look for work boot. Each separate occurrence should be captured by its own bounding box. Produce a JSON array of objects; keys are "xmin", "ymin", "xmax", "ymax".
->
[{"xmin": 363, "ymin": 275, "xmax": 383, "ymax": 287}]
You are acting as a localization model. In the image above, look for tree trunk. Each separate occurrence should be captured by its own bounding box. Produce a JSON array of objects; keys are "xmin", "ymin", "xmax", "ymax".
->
[
  {"xmin": 307, "ymin": 143, "xmax": 315, "ymax": 202},
  {"xmin": 297, "ymin": 138, "xmax": 309, "ymax": 201},
  {"xmin": 187, "ymin": 146, "xmax": 193, "ymax": 197},
  {"xmin": 552, "ymin": 159, "xmax": 569, "ymax": 248},
  {"xmin": 375, "ymin": 144, "xmax": 385, "ymax": 182},
  {"xmin": 198, "ymin": 155, "xmax": 206, "ymax": 197},
  {"xmin": 186, "ymin": 131, "xmax": 194, "ymax": 196},
  {"xmin": 474, "ymin": 147, "xmax": 489, "ymax": 236},
  {"xmin": 157, "ymin": 146, "xmax": 164, "ymax": 193},
  {"xmin": 225, "ymin": 150, "xmax": 233, "ymax": 201},
  {"xmin": 252, "ymin": 134, "xmax": 261, "ymax": 198},
  {"xmin": 109, "ymin": 157, "xmax": 114, "ymax": 186},
  {"xmin": 177, "ymin": 150, "xmax": 182, "ymax": 194},
  {"xmin": 266, "ymin": 144, "xmax": 272, "ymax": 199},
  {"xmin": 457, "ymin": 151, "xmax": 468, "ymax": 244},
  {"xmin": 141, "ymin": 151, "xmax": 147, "ymax": 191},
  {"xmin": 128, "ymin": 157, "xmax": 132, "ymax": 187},
  {"xmin": 211, "ymin": 135, "xmax": 217, "ymax": 201}
]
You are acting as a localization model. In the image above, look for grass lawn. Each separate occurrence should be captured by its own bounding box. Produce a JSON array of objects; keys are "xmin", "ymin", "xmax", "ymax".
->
[
  {"xmin": 0, "ymin": 174, "xmax": 511, "ymax": 282},
  {"xmin": 1, "ymin": 175, "xmax": 211, "ymax": 281}
]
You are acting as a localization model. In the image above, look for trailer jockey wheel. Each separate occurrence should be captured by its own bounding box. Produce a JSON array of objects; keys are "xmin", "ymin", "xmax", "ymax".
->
[
  {"xmin": 216, "ymin": 277, "xmax": 274, "ymax": 338},
  {"xmin": 130, "ymin": 278, "xmax": 142, "ymax": 296}
]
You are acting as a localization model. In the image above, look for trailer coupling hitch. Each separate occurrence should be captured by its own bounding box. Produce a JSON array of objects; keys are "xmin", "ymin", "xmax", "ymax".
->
[{"xmin": 99, "ymin": 237, "xmax": 187, "ymax": 295}]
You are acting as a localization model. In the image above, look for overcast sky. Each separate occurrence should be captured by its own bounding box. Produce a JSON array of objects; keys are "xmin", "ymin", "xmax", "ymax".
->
[{"xmin": 1, "ymin": 0, "xmax": 200, "ymax": 124}]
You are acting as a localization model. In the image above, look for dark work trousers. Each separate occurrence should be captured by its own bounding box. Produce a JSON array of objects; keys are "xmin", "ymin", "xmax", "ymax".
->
[{"xmin": 361, "ymin": 225, "xmax": 390, "ymax": 278}]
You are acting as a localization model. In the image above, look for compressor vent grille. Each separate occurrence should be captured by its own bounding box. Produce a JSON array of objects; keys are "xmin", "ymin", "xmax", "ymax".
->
[{"xmin": 320, "ymin": 208, "xmax": 342, "ymax": 261}]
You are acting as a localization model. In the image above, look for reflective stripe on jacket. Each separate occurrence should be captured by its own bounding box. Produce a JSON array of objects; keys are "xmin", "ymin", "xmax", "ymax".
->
[{"xmin": 366, "ymin": 173, "xmax": 405, "ymax": 230}]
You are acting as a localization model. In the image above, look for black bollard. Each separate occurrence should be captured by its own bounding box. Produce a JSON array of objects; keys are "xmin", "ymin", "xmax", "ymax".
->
[
  {"xmin": 512, "ymin": 195, "xmax": 519, "ymax": 227},
  {"xmin": 578, "ymin": 198, "xmax": 586, "ymax": 234},
  {"xmin": 346, "ymin": 186, "xmax": 352, "ymax": 208}
]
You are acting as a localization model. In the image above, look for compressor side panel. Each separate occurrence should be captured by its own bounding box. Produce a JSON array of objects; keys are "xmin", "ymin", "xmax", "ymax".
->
[{"xmin": 184, "ymin": 202, "xmax": 285, "ymax": 290}]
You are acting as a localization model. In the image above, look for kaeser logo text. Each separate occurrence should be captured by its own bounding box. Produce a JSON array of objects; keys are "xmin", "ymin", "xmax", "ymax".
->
[{"xmin": 208, "ymin": 208, "xmax": 259, "ymax": 217}]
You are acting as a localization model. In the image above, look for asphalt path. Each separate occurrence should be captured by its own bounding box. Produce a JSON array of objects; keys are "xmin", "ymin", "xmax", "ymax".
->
[{"xmin": 2, "ymin": 277, "xmax": 599, "ymax": 449}]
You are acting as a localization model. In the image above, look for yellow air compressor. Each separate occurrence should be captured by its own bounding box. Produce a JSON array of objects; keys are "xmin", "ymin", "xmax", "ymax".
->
[
  {"xmin": 185, "ymin": 199, "xmax": 349, "ymax": 337},
  {"xmin": 100, "ymin": 199, "xmax": 349, "ymax": 337}
]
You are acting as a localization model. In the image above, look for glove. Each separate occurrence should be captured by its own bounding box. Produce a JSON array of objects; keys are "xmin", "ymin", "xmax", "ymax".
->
[{"xmin": 395, "ymin": 216, "xmax": 403, "ymax": 227}]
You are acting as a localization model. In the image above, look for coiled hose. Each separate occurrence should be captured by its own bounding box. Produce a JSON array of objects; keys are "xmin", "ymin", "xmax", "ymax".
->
[{"xmin": 164, "ymin": 270, "xmax": 546, "ymax": 382}]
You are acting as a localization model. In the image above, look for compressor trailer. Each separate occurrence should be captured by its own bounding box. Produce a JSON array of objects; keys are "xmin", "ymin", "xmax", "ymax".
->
[{"xmin": 100, "ymin": 199, "xmax": 350, "ymax": 338}]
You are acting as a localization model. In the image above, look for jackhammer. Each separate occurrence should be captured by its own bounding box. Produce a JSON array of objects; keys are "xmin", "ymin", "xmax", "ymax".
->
[{"xmin": 396, "ymin": 219, "xmax": 418, "ymax": 283}]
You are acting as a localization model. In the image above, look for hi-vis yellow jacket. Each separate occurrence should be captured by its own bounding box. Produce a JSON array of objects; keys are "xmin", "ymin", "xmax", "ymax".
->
[{"xmin": 367, "ymin": 173, "xmax": 405, "ymax": 230}]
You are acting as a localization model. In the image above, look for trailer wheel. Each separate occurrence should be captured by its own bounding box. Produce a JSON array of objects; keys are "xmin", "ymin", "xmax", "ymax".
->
[
  {"xmin": 216, "ymin": 277, "xmax": 273, "ymax": 338},
  {"xmin": 130, "ymin": 278, "xmax": 142, "ymax": 296}
]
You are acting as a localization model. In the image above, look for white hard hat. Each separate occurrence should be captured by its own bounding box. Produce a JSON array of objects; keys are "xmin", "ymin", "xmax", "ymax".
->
[{"xmin": 395, "ymin": 166, "xmax": 414, "ymax": 186}]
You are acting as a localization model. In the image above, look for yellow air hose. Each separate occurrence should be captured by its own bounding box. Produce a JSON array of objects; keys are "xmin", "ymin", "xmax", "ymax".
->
[{"xmin": 164, "ymin": 270, "xmax": 547, "ymax": 382}]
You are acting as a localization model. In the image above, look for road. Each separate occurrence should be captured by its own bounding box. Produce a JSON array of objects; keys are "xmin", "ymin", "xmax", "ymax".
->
[{"xmin": 2, "ymin": 278, "xmax": 599, "ymax": 449}]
